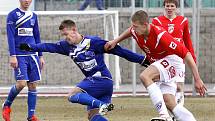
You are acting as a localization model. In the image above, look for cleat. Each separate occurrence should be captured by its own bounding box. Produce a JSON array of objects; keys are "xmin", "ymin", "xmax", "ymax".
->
[
  {"xmin": 99, "ymin": 103, "xmax": 114, "ymax": 115},
  {"xmin": 27, "ymin": 115, "xmax": 40, "ymax": 121},
  {"xmin": 2, "ymin": 105, "xmax": 11, "ymax": 121},
  {"xmin": 151, "ymin": 117, "xmax": 173, "ymax": 121}
]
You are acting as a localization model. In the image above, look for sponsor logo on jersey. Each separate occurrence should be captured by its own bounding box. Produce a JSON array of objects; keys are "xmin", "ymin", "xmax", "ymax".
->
[
  {"xmin": 18, "ymin": 28, "xmax": 33, "ymax": 36},
  {"xmin": 169, "ymin": 42, "xmax": 177, "ymax": 49},
  {"xmin": 76, "ymin": 59, "xmax": 97, "ymax": 71}
]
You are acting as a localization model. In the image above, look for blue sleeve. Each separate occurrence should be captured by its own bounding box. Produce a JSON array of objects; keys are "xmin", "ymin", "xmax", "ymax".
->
[
  {"xmin": 30, "ymin": 41, "xmax": 70, "ymax": 56},
  {"xmin": 94, "ymin": 38, "xmax": 145, "ymax": 64},
  {"xmin": 6, "ymin": 13, "xmax": 16, "ymax": 56},
  {"xmin": 33, "ymin": 14, "xmax": 42, "ymax": 56}
]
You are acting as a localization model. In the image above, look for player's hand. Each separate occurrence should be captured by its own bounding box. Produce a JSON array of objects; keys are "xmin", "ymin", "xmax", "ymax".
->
[
  {"xmin": 195, "ymin": 78, "xmax": 207, "ymax": 96},
  {"xmin": 19, "ymin": 43, "xmax": 32, "ymax": 51},
  {"xmin": 104, "ymin": 40, "xmax": 118, "ymax": 52},
  {"xmin": 141, "ymin": 58, "xmax": 150, "ymax": 67},
  {"xmin": 9, "ymin": 56, "xmax": 18, "ymax": 68},
  {"xmin": 39, "ymin": 56, "xmax": 45, "ymax": 70}
]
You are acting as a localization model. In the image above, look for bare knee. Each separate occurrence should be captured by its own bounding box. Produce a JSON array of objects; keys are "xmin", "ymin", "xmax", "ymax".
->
[
  {"xmin": 27, "ymin": 82, "xmax": 37, "ymax": 90},
  {"xmin": 176, "ymin": 82, "xmax": 184, "ymax": 92},
  {"xmin": 88, "ymin": 109, "xmax": 99, "ymax": 120},
  {"xmin": 16, "ymin": 81, "xmax": 27, "ymax": 90},
  {"xmin": 67, "ymin": 87, "xmax": 82, "ymax": 99},
  {"xmin": 163, "ymin": 94, "xmax": 177, "ymax": 111}
]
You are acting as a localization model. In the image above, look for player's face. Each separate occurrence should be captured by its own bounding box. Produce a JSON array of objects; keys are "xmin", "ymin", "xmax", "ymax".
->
[
  {"xmin": 60, "ymin": 27, "xmax": 79, "ymax": 44},
  {"xmin": 164, "ymin": 2, "xmax": 177, "ymax": 18},
  {"xmin": 19, "ymin": 0, "xmax": 32, "ymax": 10},
  {"xmin": 131, "ymin": 21, "xmax": 148, "ymax": 35}
]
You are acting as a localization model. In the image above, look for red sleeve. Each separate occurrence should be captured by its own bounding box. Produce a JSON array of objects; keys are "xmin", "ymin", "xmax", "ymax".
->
[
  {"xmin": 160, "ymin": 31, "xmax": 189, "ymax": 59},
  {"xmin": 152, "ymin": 17, "xmax": 162, "ymax": 26},
  {"xmin": 183, "ymin": 19, "xmax": 197, "ymax": 62}
]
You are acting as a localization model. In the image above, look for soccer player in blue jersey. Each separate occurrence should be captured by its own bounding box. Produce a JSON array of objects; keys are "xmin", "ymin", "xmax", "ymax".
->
[
  {"xmin": 19, "ymin": 19, "xmax": 149, "ymax": 121},
  {"xmin": 2, "ymin": 0, "xmax": 45, "ymax": 121}
]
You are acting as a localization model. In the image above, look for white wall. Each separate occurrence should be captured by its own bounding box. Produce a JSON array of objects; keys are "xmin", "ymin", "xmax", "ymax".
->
[{"xmin": 0, "ymin": 0, "xmax": 35, "ymax": 11}]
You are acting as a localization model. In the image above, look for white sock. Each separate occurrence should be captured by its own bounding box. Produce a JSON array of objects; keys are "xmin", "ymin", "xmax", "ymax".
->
[
  {"xmin": 147, "ymin": 83, "xmax": 169, "ymax": 117},
  {"xmin": 172, "ymin": 104, "xmax": 196, "ymax": 121},
  {"xmin": 175, "ymin": 92, "xmax": 184, "ymax": 106}
]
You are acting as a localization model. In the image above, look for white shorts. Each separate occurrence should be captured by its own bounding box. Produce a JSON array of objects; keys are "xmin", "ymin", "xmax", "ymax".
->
[{"xmin": 152, "ymin": 55, "xmax": 185, "ymax": 95}]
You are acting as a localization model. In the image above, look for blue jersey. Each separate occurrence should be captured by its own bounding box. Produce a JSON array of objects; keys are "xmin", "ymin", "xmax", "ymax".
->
[
  {"xmin": 7, "ymin": 8, "xmax": 42, "ymax": 56},
  {"xmin": 29, "ymin": 36, "xmax": 145, "ymax": 79}
]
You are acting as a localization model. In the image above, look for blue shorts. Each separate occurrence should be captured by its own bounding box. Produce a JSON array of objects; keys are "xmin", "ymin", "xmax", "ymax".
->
[
  {"xmin": 76, "ymin": 77, "xmax": 113, "ymax": 110},
  {"xmin": 14, "ymin": 55, "xmax": 41, "ymax": 82}
]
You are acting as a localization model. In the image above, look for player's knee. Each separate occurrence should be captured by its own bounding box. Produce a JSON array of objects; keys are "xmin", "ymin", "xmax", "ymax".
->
[
  {"xmin": 163, "ymin": 94, "xmax": 177, "ymax": 111},
  {"xmin": 16, "ymin": 81, "xmax": 27, "ymax": 90},
  {"xmin": 67, "ymin": 87, "xmax": 82, "ymax": 103},
  {"xmin": 27, "ymin": 82, "xmax": 37, "ymax": 90},
  {"xmin": 176, "ymin": 83, "xmax": 184, "ymax": 92}
]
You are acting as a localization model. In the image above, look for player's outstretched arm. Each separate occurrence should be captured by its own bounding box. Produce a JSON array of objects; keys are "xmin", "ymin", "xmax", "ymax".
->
[
  {"xmin": 105, "ymin": 28, "xmax": 132, "ymax": 51},
  {"xmin": 19, "ymin": 42, "xmax": 69, "ymax": 55},
  {"xmin": 184, "ymin": 52, "xmax": 207, "ymax": 96},
  {"xmin": 106, "ymin": 44, "xmax": 149, "ymax": 67}
]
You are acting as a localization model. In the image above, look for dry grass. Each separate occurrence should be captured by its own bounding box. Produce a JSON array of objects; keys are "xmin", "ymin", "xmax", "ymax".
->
[{"xmin": 0, "ymin": 97, "xmax": 214, "ymax": 121}]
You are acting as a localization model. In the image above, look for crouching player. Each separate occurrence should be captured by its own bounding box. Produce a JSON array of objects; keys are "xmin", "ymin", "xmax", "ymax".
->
[{"xmin": 19, "ymin": 19, "xmax": 149, "ymax": 121}]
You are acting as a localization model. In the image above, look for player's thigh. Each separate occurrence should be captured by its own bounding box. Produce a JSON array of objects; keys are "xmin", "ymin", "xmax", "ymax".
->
[
  {"xmin": 77, "ymin": 77, "xmax": 113, "ymax": 98},
  {"xmin": 139, "ymin": 65, "xmax": 160, "ymax": 82},
  {"xmin": 28, "ymin": 55, "xmax": 41, "ymax": 82},
  {"xmin": 15, "ymin": 56, "xmax": 29, "ymax": 81}
]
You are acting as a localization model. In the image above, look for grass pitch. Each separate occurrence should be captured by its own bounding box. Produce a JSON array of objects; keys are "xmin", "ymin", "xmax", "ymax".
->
[{"xmin": 0, "ymin": 97, "xmax": 214, "ymax": 121}]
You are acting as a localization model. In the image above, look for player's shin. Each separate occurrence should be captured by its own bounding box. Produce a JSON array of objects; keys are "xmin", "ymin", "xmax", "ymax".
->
[
  {"xmin": 172, "ymin": 104, "xmax": 196, "ymax": 121},
  {"xmin": 28, "ymin": 89, "xmax": 37, "ymax": 119},
  {"xmin": 175, "ymin": 92, "xmax": 184, "ymax": 106},
  {"xmin": 68, "ymin": 92, "xmax": 105, "ymax": 108},
  {"xmin": 147, "ymin": 83, "xmax": 170, "ymax": 118},
  {"xmin": 3, "ymin": 85, "xmax": 21, "ymax": 107}
]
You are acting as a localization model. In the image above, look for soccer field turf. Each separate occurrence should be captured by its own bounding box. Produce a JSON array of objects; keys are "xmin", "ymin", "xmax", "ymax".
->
[{"xmin": 1, "ymin": 97, "xmax": 214, "ymax": 121}]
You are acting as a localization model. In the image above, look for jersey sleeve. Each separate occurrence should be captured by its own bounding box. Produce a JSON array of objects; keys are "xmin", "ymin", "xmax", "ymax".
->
[
  {"xmin": 152, "ymin": 17, "xmax": 162, "ymax": 26},
  {"xmin": 33, "ymin": 14, "xmax": 43, "ymax": 56},
  {"xmin": 93, "ymin": 38, "xmax": 145, "ymax": 64},
  {"xmin": 183, "ymin": 19, "xmax": 196, "ymax": 62},
  {"xmin": 160, "ymin": 31, "xmax": 189, "ymax": 59},
  {"xmin": 30, "ymin": 41, "xmax": 70, "ymax": 56},
  {"xmin": 6, "ymin": 12, "xmax": 16, "ymax": 56}
]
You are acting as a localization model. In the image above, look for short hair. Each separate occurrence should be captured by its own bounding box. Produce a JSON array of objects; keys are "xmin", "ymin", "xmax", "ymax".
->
[
  {"xmin": 131, "ymin": 10, "xmax": 149, "ymax": 25},
  {"xmin": 163, "ymin": 0, "xmax": 179, "ymax": 8},
  {"xmin": 59, "ymin": 20, "xmax": 76, "ymax": 30}
]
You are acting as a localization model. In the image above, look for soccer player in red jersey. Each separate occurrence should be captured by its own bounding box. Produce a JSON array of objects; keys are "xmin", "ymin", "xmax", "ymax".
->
[
  {"xmin": 105, "ymin": 10, "xmax": 207, "ymax": 121},
  {"xmin": 152, "ymin": 0, "xmax": 196, "ymax": 107}
]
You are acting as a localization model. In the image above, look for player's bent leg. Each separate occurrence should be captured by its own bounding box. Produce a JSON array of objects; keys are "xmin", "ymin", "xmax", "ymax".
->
[
  {"xmin": 27, "ymin": 82, "xmax": 39, "ymax": 120},
  {"xmin": 2, "ymin": 81, "xmax": 26, "ymax": 121},
  {"xmin": 139, "ymin": 65, "xmax": 170, "ymax": 119},
  {"xmin": 175, "ymin": 82, "xmax": 184, "ymax": 106},
  {"xmin": 68, "ymin": 87, "xmax": 107, "ymax": 108},
  {"xmin": 88, "ymin": 109, "xmax": 108, "ymax": 121}
]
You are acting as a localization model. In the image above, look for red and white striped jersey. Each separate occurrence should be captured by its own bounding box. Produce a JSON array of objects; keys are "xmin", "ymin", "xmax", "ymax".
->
[
  {"xmin": 152, "ymin": 15, "xmax": 196, "ymax": 62},
  {"xmin": 130, "ymin": 24, "xmax": 188, "ymax": 63}
]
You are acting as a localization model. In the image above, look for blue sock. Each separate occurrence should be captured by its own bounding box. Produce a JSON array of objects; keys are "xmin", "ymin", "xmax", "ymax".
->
[
  {"xmin": 68, "ymin": 92, "xmax": 105, "ymax": 108},
  {"xmin": 28, "ymin": 90, "xmax": 37, "ymax": 118},
  {"xmin": 4, "ymin": 85, "xmax": 21, "ymax": 107},
  {"xmin": 90, "ymin": 114, "xmax": 108, "ymax": 121}
]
